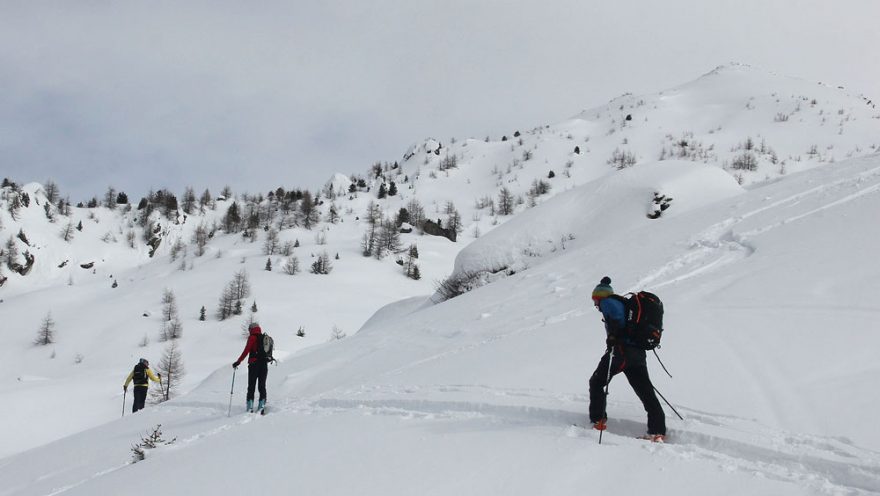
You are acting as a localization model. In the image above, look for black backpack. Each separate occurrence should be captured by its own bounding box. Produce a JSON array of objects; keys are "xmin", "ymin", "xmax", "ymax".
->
[
  {"xmin": 254, "ymin": 333, "xmax": 274, "ymax": 362},
  {"xmin": 132, "ymin": 363, "xmax": 148, "ymax": 385},
  {"xmin": 613, "ymin": 291, "xmax": 664, "ymax": 350}
]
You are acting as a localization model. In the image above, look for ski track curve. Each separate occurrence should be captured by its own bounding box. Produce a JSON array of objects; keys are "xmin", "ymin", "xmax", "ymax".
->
[{"xmin": 636, "ymin": 162, "xmax": 880, "ymax": 291}]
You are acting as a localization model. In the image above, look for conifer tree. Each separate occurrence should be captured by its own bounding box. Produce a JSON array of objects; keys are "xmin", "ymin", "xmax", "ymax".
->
[
  {"xmin": 104, "ymin": 186, "xmax": 117, "ymax": 210},
  {"xmin": 181, "ymin": 187, "xmax": 197, "ymax": 214},
  {"xmin": 223, "ymin": 202, "xmax": 242, "ymax": 232},
  {"xmin": 161, "ymin": 319, "xmax": 183, "ymax": 341},
  {"xmin": 282, "ymin": 256, "xmax": 300, "ymax": 275},
  {"xmin": 231, "ymin": 269, "xmax": 251, "ymax": 301},
  {"xmin": 44, "ymin": 179, "xmax": 60, "ymax": 205},
  {"xmin": 60, "ymin": 222, "xmax": 75, "ymax": 242},
  {"xmin": 329, "ymin": 325, "xmax": 346, "ymax": 341},
  {"xmin": 263, "ymin": 228, "xmax": 280, "ymax": 255},
  {"xmin": 216, "ymin": 285, "xmax": 236, "ymax": 320},
  {"xmin": 406, "ymin": 198, "xmax": 426, "ymax": 230},
  {"xmin": 497, "ymin": 187, "xmax": 515, "ymax": 215},
  {"xmin": 199, "ymin": 306, "xmax": 206, "ymax": 321},
  {"xmin": 298, "ymin": 191, "xmax": 319, "ymax": 229},
  {"xmin": 327, "ymin": 203, "xmax": 340, "ymax": 224},
  {"xmin": 445, "ymin": 203, "xmax": 463, "ymax": 236},
  {"xmin": 192, "ymin": 222, "xmax": 209, "ymax": 256},
  {"xmin": 151, "ymin": 341, "xmax": 185, "ymax": 403},
  {"xmin": 362, "ymin": 201, "xmax": 382, "ymax": 257},
  {"xmin": 404, "ymin": 244, "xmax": 420, "ymax": 279},
  {"xmin": 161, "ymin": 289, "xmax": 179, "ymax": 322},
  {"xmin": 7, "ymin": 192, "xmax": 21, "ymax": 221},
  {"xmin": 199, "ymin": 189, "xmax": 213, "ymax": 211},
  {"xmin": 34, "ymin": 312, "xmax": 56, "ymax": 346}
]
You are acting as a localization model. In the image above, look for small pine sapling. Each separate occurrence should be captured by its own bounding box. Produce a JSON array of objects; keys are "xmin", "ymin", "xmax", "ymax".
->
[{"xmin": 131, "ymin": 424, "xmax": 176, "ymax": 463}]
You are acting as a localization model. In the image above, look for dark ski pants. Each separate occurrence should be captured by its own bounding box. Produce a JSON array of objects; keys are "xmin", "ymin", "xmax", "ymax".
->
[
  {"xmin": 247, "ymin": 361, "xmax": 268, "ymax": 402},
  {"xmin": 132, "ymin": 386, "xmax": 148, "ymax": 413},
  {"xmin": 588, "ymin": 346, "xmax": 666, "ymax": 435}
]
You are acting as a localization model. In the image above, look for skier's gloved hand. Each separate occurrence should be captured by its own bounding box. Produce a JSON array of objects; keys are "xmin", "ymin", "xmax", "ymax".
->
[
  {"xmin": 605, "ymin": 334, "xmax": 617, "ymax": 348},
  {"xmin": 233, "ymin": 361, "xmax": 240, "ymax": 369},
  {"xmin": 123, "ymin": 385, "xmax": 128, "ymax": 392}
]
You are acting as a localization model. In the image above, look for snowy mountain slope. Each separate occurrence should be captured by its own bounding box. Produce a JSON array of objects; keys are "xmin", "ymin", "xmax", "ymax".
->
[
  {"xmin": 1, "ymin": 63, "xmax": 879, "ymax": 466},
  {"xmin": 450, "ymin": 160, "xmax": 744, "ymax": 278},
  {"xmin": 2, "ymin": 154, "xmax": 879, "ymax": 496},
  {"xmin": 0, "ymin": 192, "xmax": 463, "ymax": 457},
  {"xmin": 397, "ymin": 64, "xmax": 879, "ymax": 212}
]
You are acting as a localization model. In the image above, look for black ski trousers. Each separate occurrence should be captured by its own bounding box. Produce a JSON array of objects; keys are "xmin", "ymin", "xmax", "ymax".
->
[
  {"xmin": 132, "ymin": 386, "xmax": 148, "ymax": 413},
  {"xmin": 588, "ymin": 346, "xmax": 666, "ymax": 435},
  {"xmin": 247, "ymin": 360, "xmax": 268, "ymax": 402}
]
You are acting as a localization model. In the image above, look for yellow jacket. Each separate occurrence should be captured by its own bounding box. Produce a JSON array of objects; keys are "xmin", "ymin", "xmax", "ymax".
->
[{"xmin": 124, "ymin": 366, "xmax": 161, "ymax": 388}]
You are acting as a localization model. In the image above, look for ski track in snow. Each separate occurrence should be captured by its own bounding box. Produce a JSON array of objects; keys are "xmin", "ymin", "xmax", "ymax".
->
[
  {"xmin": 298, "ymin": 384, "xmax": 880, "ymax": 495},
  {"xmin": 35, "ymin": 380, "xmax": 879, "ymax": 495},
  {"xmin": 636, "ymin": 163, "xmax": 880, "ymax": 291}
]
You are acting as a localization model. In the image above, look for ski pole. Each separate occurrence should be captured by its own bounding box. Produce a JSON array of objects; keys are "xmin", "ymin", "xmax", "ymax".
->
[
  {"xmin": 122, "ymin": 388, "xmax": 127, "ymax": 418},
  {"xmin": 653, "ymin": 349, "xmax": 673, "ymax": 378},
  {"xmin": 599, "ymin": 346, "xmax": 615, "ymax": 445},
  {"xmin": 227, "ymin": 368, "xmax": 236, "ymax": 417},
  {"xmin": 653, "ymin": 385, "xmax": 684, "ymax": 421}
]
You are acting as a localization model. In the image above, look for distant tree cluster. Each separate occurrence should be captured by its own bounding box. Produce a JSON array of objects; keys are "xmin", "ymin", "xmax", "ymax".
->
[
  {"xmin": 217, "ymin": 270, "xmax": 251, "ymax": 320},
  {"xmin": 403, "ymin": 244, "xmax": 421, "ymax": 280},
  {"xmin": 607, "ymin": 148, "xmax": 637, "ymax": 169},
  {"xmin": 310, "ymin": 251, "xmax": 333, "ymax": 275},
  {"xmin": 160, "ymin": 289, "xmax": 183, "ymax": 341},
  {"xmin": 137, "ymin": 189, "xmax": 179, "ymax": 222},
  {"xmin": 361, "ymin": 201, "xmax": 404, "ymax": 259}
]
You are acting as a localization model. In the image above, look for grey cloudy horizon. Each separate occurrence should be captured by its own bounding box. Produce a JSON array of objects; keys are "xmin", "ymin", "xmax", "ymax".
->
[{"xmin": 1, "ymin": 0, "xmax": 878, "ymax": 202}]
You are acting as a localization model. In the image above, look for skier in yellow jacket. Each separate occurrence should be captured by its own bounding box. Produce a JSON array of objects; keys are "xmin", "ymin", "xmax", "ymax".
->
[{"xmin": 123, "ymin": 358, "xmax": 161, "ymax": 412}]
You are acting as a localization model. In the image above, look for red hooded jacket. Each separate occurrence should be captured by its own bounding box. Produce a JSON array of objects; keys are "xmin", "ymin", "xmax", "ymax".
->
[{"xmin": 236, "ymin": 325, "xmax": 263, "ymax": 365}]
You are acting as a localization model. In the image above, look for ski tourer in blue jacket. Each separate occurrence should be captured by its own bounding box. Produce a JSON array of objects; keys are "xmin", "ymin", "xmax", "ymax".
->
[{"xmin": 587, "ymin": 276, "xmax": 666, "ymax": 441}]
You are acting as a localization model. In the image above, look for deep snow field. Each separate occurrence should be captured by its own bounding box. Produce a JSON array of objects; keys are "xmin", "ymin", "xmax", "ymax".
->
[{"xmin": 1, "ymin": 65, "xmax": 880, "ymax": 495}]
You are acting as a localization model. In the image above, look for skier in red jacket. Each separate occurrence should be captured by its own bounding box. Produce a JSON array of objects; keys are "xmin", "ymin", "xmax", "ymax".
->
[{"xmin": 233, "ymin": 323, "xmax": 270, "ymax": 412}]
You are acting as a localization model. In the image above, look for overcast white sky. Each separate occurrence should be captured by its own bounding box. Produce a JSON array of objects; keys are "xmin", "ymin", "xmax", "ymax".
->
[{"xmin": 1, "ymin": 0, "xmax": 878, "ymax": 201}]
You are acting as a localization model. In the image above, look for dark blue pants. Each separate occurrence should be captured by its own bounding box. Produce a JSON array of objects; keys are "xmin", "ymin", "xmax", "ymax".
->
[
  {"xmin": 247, "ymin": 361, "xmax": 268, "ymax": 402},
  {"xmin": 132, "ymin": 386, "xmax": 148, "ymax": 412}
]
